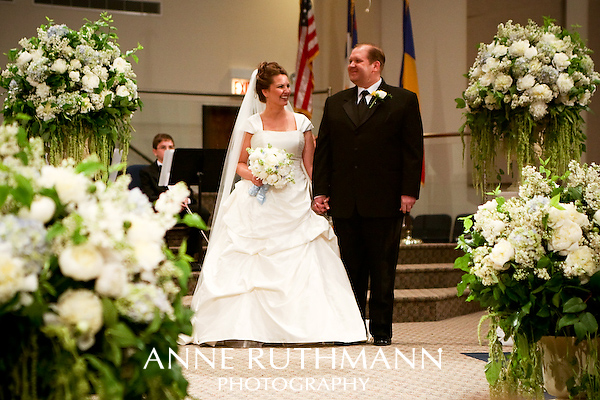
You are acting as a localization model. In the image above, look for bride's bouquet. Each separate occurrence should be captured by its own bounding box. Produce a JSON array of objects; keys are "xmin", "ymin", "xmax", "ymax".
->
[{"xmin": 246, "ymin": 144, "xmax": 294, "ymax": 204}]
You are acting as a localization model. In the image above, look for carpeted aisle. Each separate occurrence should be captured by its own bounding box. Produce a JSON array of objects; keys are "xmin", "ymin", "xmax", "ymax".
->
[{"xmin": 179, "ymin": 310, "xmax": 497, "ymax": 400}]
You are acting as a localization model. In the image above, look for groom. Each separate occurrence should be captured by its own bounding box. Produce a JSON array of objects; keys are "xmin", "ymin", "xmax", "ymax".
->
[{"xmin": 312, "ymin": 43, "xmax": 423, "ymax": 346}]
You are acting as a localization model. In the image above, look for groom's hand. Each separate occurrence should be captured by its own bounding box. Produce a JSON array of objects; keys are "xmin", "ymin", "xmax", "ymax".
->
[
  {"xmin": 312, "ymin": 195, "xmax": 330, "ymax": 214},
  {"xmin": 400, "ymin": 195, "xmax": 416, "ymax": 214}
]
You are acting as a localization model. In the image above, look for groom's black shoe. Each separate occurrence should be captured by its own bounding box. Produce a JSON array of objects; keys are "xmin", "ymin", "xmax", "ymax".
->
[{"xmin": 373, "ymin": 336, "xmax": 391, "ymax": 346}]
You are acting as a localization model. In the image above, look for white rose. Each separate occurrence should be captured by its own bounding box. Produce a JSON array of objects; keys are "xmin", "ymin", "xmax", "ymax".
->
[
  {"xmin": 548, "ymin": 204, "xmax": 588, "ymax": 228},
  {"xmin": 51, "ymin": 289, "xmax": 103, "ymax": 351},
  {"xmin": 59, "ymin": 243, "xmax": 104, "ymax": 281},
  {"xmin": 127, "ymin": 217, "xmax": 164, "ymax": 244},
  {"xmin": 529, "ymin": 101, "xmax": 548, "ymax": 120},
  {"xmin": 70, "ymin": 59, "xmax": 82, "ymax": 70},
  {"xmin": 111, "ymin": 57, "xmax": 129, "ymax": 74},
  {"xmin": 16, "ymin": 51, "xmax": 33, "ymax": 67},
  {"xmin": 493, "ymin": 73, "xmax": 513, "ymax": 92},
  {"xmin": 509, "ymin": 40, "xmax": 530, "ymax": 57},
  {"xmin": 133, "ymin": 241, "xmax": 165, "ymax": 271},
  {"xmin": 40, "ymin": 166, "xmax": 89, "ymax": 204},
  {"xmin": 18, "ymin": 196, "xmax": 56, "ymax": 223},
  {"xmin": 528, "ymin": 84, "xmax": 553, "ymax": 103},
  {"xmin": 548, "ymin": 219, "xmax": 582, "ymax": 255},
  {"xmin": 265, "ymin": 174, "xmax": 279, "ymax": 186},
  {"xmin": 0, "ymin": 254, "xmax": 25, "ymax": 303},
  {"xmin": 552, "ymin": 53, "xmax": 571, "ymax": 71},
  {"xmin": 563, "ymin": 246, "xmax": 597, "ymax": 283},
  {"xmin": 523, "ymin": 46, "xmax": 538, "ymax": 59},
  {"xmin": 490, "ymin": 44, "xmax": 508, "ymax": 57},
  {"xmin": 482, "ymin": 57, "xmax": 500, "ymax": 73},
  {"xmin": 479, "ymin": 73, "xmax": 494, "ymax": 87},
  {"xmin": 115, "ymin": 85, "xmax": 130, "ymax": 98},
  {"xmin": 488, "ymin": 239, "xmax": 514, "ymax": 270},
  {"xmin": 20, "ymin": 274, "xmax": 39, "ymax": 293},
  {"xmin": 556, "ymin": 73, "xmax": 574, "ymax": 94},
  {"xmin": 578, "ymin": 91, "xmax": 592, "ymax": 106},
  {"xmin": 30, "ymin": 49, "xmax": 43, "ymax": 62},
  {"xmin": 95, "ymin": 263, "xmax": 128, "ymax": 298},
  {"xmin": 517, "ymin": 75, "xmax": 536, "ymax": 91},
  {"xmin": 50, "ymin": 58, "xmax": 68, "ymax": 74},
  {"xmin": 81, "ymin": 72, "xmax": 100, "ymax": 92},
  {"xmin": 69, "ymin": 70, "xmax": 80, "ymax": 82}
]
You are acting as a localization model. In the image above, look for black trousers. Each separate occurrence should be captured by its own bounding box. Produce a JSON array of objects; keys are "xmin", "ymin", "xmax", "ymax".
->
[{"xmin": 332, "ymin": 211, "xmax": 403, "ymax": 339}]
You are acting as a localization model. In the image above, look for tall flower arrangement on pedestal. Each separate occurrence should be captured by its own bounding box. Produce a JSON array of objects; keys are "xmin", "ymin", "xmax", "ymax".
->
[
  {"xmin": 0, "ymin": 13, "xmax": 142, "ymax": 177},
  {"xmin": 457, "ymin": 18, "xmax": 600, "ymax": 191},
  {"xmin": 0, "ymin": 121, "xmax": 200, "ymax": 400},
  {"xmin": 455, "ymin": 160, "xmax": 600, "ymax": 399}
]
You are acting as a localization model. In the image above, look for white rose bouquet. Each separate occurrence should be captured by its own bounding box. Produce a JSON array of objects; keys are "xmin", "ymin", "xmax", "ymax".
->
[
  {"xmin": 0, "ymin": 121, "xmax": 200, "ymax": 399},
  {"xmin": 457, "ymin": 17, "xmax": 600, "ymax": 192},
  {"xmin": 455, "ymin": 159, "xmax": 600, "ymax": 398},
  {"xmin": 246, "ymin": 144, "xmax": 294, "ymax": 204},
  {"xmin": 0, "ymin": 13, "xmax": 143, "ymax": 174}
]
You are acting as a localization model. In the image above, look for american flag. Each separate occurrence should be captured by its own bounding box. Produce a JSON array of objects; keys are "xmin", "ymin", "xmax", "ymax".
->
[
  {"xmin": 344, "ymin": 0, "xmax": 358, "ymax": 89},
  {"xmin": 293, "ymin": 0, "xmax": 319, "ymax": 119}
]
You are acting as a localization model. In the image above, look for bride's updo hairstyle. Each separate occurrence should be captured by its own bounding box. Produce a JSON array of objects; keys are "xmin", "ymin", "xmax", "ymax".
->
[{"xmin": 256, "ymin": 61, "xmax": 288, "ymax": 103}]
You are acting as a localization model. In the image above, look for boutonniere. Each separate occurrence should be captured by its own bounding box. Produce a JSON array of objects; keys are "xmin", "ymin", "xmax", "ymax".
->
[{"xmin": 369, "ymin": 90, "xmax": 392, "ymax": 108}]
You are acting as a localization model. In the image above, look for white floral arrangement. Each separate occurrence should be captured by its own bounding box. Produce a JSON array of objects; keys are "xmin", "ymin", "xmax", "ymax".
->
[
  {"xmin": 462, "ymin": 19, "xmax": 598, "ymax": 119},
  {"xmin": 456, "ymin": 159, "xmax": 600, "ymax": 398},
  {"xmin": 465, "ymin": 160, "xmax": 600, "ymax": 286},
  {"xmin": 457, "ymin": 18, "xmax": 600, "ymax": 192},
  {"xmin": 0, "ymin": 121, "xmax": 195, "ymax": 399},
  {"xmin": 247, "ymin": 144, "xmax": 295, "ymax": 188},
  {"xmin": 0, "ymin": 13, "xmax": 143, "ymax": 170}
]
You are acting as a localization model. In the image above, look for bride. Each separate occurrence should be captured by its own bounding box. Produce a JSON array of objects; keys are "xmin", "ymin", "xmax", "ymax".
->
[{"xmin": 186, "ymin": 62, "xmax": 366, "ymax": 345}]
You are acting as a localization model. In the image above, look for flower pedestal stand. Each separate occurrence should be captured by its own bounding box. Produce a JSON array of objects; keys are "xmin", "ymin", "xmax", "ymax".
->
[{"xmin": 539, "ymin": 336, "xmax": 591, "ymax": 399}]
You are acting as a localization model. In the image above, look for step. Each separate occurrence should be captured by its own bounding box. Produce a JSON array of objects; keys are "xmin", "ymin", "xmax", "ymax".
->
[
  {"xmin": 398, "ymin": 243, "xmax": 463, "ymax": 264},
  {"xmin": 390, "ymin": 288, "xmax": 482, "ymax": 323},
  {"xmin": 187, "ymin": 263, "xmax": 465, "ymax": 294},
  {"xmin": 395, "ymin": 263, "xmax": 463, "ymax": 289},
  {"xmin": 182, "ymin": 288, "xmax": 483, "ymax": 324}
]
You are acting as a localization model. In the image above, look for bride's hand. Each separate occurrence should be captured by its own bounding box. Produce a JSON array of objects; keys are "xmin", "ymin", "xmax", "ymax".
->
[{"xmin": 251, "ymin": 176, "xmax": 263, "ymax": 186}]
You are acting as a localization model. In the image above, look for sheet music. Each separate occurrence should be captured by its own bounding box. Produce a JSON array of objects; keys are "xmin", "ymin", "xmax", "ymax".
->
[
  {"xmin": 158, "ymin": 149, "xmax": 174, "ymax": 186},
  {"xmin": 108, "ymin": 148, "xmax": 122, "ymax": 182}
]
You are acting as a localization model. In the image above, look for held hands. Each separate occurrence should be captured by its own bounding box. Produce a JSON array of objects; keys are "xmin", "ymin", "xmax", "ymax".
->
[
  {"xmin": 312, "ymin": 195, "xmax": 330, "ymax": 214},
  {"xmin": 400, "ymin": 195, "xmax": 416, "ymax": 214},
  {"xmin": 312, "ymin": 195, "xmax": 415, "ymax": 214}
]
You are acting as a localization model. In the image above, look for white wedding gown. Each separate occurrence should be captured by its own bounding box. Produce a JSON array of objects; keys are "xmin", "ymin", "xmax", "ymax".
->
[{"xmin": 188, "ymin": 113, "xmax": 367, "ymax": 344}]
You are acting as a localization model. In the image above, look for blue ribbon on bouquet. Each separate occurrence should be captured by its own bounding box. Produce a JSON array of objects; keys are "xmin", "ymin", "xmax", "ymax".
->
[{"xmin": 248, "ymin": 184, "xmax": 270, "ymax": 204}]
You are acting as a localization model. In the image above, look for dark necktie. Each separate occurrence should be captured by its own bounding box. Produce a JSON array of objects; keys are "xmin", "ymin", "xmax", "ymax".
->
[{"xmin": 357, "ymin": 90, "xmax": 369, "ymax": 121}]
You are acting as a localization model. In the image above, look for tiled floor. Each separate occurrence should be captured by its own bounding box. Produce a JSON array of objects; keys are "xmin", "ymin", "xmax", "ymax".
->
[{"xmin": 179, "ymin": 310, "xmax": 501, "ymax": 400}]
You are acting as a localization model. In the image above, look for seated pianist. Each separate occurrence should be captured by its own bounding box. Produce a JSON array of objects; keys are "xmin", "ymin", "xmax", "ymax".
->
[{"xmin": 139, "ymin": 133, "xmax": 210, "ymax": 261}]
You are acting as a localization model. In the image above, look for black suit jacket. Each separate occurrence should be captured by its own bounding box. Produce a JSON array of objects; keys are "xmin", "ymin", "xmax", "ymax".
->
[
  {"xmin": 313, "ymin": 81, "xmax": 424, "ymax": 218},
  {"xmin": 139, "ymin": 161, "xmax": 167, "ymax": 204}
]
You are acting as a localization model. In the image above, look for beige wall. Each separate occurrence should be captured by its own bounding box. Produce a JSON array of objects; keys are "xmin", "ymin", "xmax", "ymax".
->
[{"xmin": 0, "ymin": 0, "xmax": 597, "ymax": 221}]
